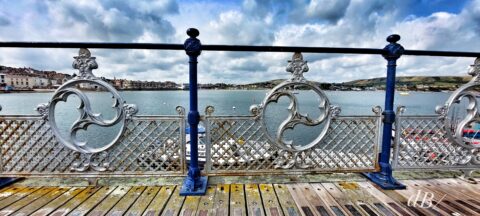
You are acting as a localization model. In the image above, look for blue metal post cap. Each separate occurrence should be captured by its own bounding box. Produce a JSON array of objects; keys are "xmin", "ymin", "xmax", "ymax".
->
[
  {"xmin": 187, "ymin": 28, "xmax": 200, "ymax": 38},
  {"xmin": 383, "ymin": 34, "xmax": 404, "ymax": 60},
  {"xmin": 185, "ymin": 28, "xmax": 202, "ymax": 56},
  {"xmin": 386, "ymin": 34, "xmax": 400, "ymax": 43}
]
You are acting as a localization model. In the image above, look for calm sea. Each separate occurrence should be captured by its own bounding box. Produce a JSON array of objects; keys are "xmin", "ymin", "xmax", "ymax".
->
[
  {"xmin": 0, "ymin": 90, "xmax": 451, "ymax": 115},
  {"xmin": 0, "ymin": 90, "xmax": 453, "ymax": 147}
]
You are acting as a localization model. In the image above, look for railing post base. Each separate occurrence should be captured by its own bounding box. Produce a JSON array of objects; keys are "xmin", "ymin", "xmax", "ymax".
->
[
  {"xmin": 179, "ymin": 176, "xmax": 208, "ymax": 196},
  {"xmin": 0, "ymin": 178, "xmax": 22, "ymax": 189},
  {"xmin": 363, "ymin": 162, "xmax": 405, "ymax": 190}
]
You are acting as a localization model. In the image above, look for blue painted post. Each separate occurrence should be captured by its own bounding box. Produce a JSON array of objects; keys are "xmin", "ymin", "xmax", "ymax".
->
[
  {"xmin": 180, "ymin": 28, "xmax": 208, "ymax": 196},
  {"xmin": 0, "ymin": 178, "xmax": 18, "ymax": 189},
  {"xmin": 364, "ymin": 34, "xmax": 406, "ymax": 190}
]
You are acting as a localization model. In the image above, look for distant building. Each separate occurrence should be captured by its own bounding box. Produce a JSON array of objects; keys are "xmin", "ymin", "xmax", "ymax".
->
[
  {"xmin": 0, "ymin": 66, "xmax": 74, "ymax": 90},
  {"xmin": 0, "ymin": 72, "xmax": 51, "ymax": 89}
]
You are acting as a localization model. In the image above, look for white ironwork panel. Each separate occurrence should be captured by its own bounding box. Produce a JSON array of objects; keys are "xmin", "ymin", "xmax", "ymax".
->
[
  {"xmin": 0, "ymin": 115, "xmax": 185, "ymax": 177},
  {"xmin": 392, "ymin": 115, "xmax": 479, "ymax": 169},
  {"xmin": 204, "ymin": 115, "xmax": 381, "ymax": 174}
]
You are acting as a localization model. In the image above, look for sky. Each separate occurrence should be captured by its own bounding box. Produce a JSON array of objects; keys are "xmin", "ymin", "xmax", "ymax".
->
[{"xmin": 0, "ymin": 0, "xmax": 478, "ymax": 84}]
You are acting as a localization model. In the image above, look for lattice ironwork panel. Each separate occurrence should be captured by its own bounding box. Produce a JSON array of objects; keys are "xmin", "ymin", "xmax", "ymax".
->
[
  {"xmin": 204, "ymin": 116, "xmax": 380, "ymax": 174},
  {"xmin": 0, "ymin": 116, "xmax": 185, "ymax": 176},
  {"xmin": 392, "ymin": 116, "xmax": 479, "ymax": 169}
]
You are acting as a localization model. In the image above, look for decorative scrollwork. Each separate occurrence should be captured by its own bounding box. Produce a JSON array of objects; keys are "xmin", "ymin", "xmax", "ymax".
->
[
  {"xmin": 71, "ymin": 152, "xmax": 109, "ymax": 172},
  {"xmin": 274, "ymin": 150, "xmax": 314, "ymax": 169},
  {"xmin": 249, "ymin": 104, "xmax": 261, "ymax": 116},
  {"xmin": 396, "ymin": 106, "xmax": 406, "ymax": 115},
  {"xmin": 254, "ymin": 52, "xmax": 338, "ymax": 152},
  {"xmin": 37, "ymin": 48, "xmax": 137, "ymax": 171},
  {"xmin": 176, "ymin": 106, "xmax": 186, "ymax": 116},
  {"xmin": 124, "ymin": 104, "xmax": 138, "ymax": 119},
  {"xmin": 36, "ymin": 103, "xmax": 49, "ymax": 119},
  {"xmin": 205, "ymin": 105, "xmax": 215, "ymax": 116},
  {"xmin": 438, "ymin": 57, "xmax": 480, "ymax": 149},
  {"xmin": 373, "ymin": 106, "xmax": 383, "ymax": 116}
]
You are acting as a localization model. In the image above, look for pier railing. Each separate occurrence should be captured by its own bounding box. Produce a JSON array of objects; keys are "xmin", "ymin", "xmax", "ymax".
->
[{"xmin": 0, "ymin": 28, "xmax": 479, "ymax": 195}]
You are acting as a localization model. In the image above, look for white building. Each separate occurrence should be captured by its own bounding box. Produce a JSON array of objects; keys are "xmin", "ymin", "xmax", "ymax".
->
[{"xmin": 0, "ymin": 73, "xmax": 51, "ymax": 89}]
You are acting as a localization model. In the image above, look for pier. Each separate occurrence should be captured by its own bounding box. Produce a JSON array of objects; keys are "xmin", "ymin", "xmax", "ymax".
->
[{"xmin": 0, "ymin": 28, "xmax": 479, "ymax": 215}]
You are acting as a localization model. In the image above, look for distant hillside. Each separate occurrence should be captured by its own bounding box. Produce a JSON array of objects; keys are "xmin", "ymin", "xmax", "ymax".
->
[
  {"xmin": 233, "ymin": 76, "xmax": 472, "ymax": 91},
  {"xmin": 343, "ymin": 76, "xmax": 470, "ymax": 91}
]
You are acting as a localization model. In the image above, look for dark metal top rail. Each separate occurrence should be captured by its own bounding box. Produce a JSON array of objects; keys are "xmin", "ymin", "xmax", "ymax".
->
[{"xmin": 0, "ymin": 42, "xmax": 479, "ymax": 58}]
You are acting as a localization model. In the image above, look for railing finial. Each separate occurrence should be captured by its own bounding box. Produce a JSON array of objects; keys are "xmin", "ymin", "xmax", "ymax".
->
[
  {"xmin": 72, "ymin": 48, "xmax": 98, "ymax": 80},
  {"xmin": 185, "ymin": 28, "xmax": 201, "ymax": 57},
  {"xmin": 286, "ymin": 52, "xmax": 309, "ymax": 82},
  {"xmin": 383, "ymin": 34, "xmax": 404, "ymax": 61},
  {"xmin": 468, "ymin": 57, "xmax": 480, "ymax": 79}
]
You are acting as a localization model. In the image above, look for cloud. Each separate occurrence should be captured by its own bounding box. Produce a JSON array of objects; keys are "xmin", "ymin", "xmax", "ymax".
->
[
  {"xmin": 0, "ymin": 0, "xmax": 479, "ymax": 84},
  {"xmin": 0, "ymin": 15, "xmax": 9, "ymax": 26}
]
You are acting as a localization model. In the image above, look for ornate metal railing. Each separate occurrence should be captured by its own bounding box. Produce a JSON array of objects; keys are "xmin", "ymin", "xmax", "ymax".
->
[
  {"xmin": 0, "ymin": 49, "xmax": 186, "ymax": 177},
  {"xmin": 392, "ymin": 59, "xmax": 480, "ymax": 173},
  {"xmin": 0, "ymin": 28, "xmax": 479, "ymax": 195},
  {"xmin": 203, "ymin": 53, "xmax": 382, "ymax": 175}
]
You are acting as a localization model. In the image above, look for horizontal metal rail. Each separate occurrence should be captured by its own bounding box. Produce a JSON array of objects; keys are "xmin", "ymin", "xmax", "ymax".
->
[{"xmin": 0, "ymin": 42, "xmax": 479, "ymax": 57}]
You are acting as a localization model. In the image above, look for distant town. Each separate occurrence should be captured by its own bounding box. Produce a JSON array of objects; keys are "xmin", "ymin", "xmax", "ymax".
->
[{"xmin": 0, "ymin": 65, "xmax": 470, "ymax": 92}]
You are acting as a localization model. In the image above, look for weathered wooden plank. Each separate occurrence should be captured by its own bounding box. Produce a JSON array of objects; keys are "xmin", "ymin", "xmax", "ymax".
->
[
  {"xmin": 287, "ymin": 184, "xmax": 319, "ymax": 216},
  {"xmin": 13, "ymin": 187, "xmax": 70, "ymax": 216},
  {"xmin": 299, "ymin": 183, "xmax": 333, "ymax": 216},
  {"xmin": 425, "ymin": 179, "xmax": 480, "ymax": 214},
  {"xmin": 356, "ymin": 182, "xmax": 413, "ymax": 216},
  {"xmin": 142, "ymin": 185, "xmax": 175, "ymax": 216},
  {"xmin": 49, "ymin": 187, "xmax": 101, "ymax": 216},
  {"xmin": 0, "ymin": 186, "xmax": 13, "ymax": 194},
  {"xmin": 430, "ymin": 179, "xmax": 480, "ymax": 211},
  {"xmin": 0, "ymin": 187, "xmax": 54, "ymax": 216},
  {"xmin": 195, "ymin": 186, "xmax": 216, "ymax": 216},
  {"xmin": 408, "ymin": 180, "xmax": 478, "ymax": 216},
  {"xmin": 65, "ymin": 186, "xmax": 116, "ymax": 216},
  {"xmin": 212, "ymin": 184, "xmax": 229, "ymax": 216},
  {"xmin": 160, "ymin": 186, "xmax": 185, "ymax": 216},
  {"xmin": 0, "ymin": 186, "xmax": 28, "ymax": 202},
  {"xmin": 106, "ymin": 186, "xmax": 145, "ymax": 216},
  {"xmin": 439, "ymin": 178, "xmax": 480, "ymax": 198},
  {"xmin": 334, "ymin": 182, "xmax": 386, "ymax": 216},
  {"xmin": 124, "ymin": 186, "xmax": 160, "ymax": 216},
  {"xmin": 229, "ymin": 184, "xmax": 246, "ymax": 216},
  {"xmin": 310, "ymin": 183, "xmax": 350, "ymax": 216},
  {"xmin": 401, "ymin": 180, "xmax": 458, "ymax": 216},
  {"xmin": 273, "ymin": 184, "xmax": 301, "ymax": 216},
  {"xmin": 179, "ymin": 194, "xmax": 201, "ymax": 216},
  {"xmin": 245, "ymin": 184, "xmax": 265, "ymax": 216},
  {"xmin": 259, "ymin": 184, "xmax": 283, "ymax": 216},
  {"xmin": 31, "ymin": 187, "xmax": 86, "ymax": 216},
  {"xmin": 87, "ymin": 186, "xmax": 131, "ymax": 216},
  {"xmin": 0, "ymin": 187, "xmax": 40, "ymax": 210},
  {"xmin": 380, "ymin": 181, "xmax": 444, "ymax": 216},
  {"xmin": 322, "ymin": 182, "xmax": 368, "ymax": 216}
]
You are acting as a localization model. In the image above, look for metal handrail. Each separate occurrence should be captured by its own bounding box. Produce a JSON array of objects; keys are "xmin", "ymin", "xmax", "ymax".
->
[{"xmin": 0, "ymin": 42, "xmax": 479, "ymax": 57}]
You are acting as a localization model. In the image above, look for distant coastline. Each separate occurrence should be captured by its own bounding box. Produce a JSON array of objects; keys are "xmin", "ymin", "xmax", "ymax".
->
[{"xmin": 0, "ymin": 65, "xmax": 470, "ymax": 93}]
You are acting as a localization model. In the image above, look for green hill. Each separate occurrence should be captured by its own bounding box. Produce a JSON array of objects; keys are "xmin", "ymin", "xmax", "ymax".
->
[{"xmin": 343, "ymin": 76, "xmax": 470, "ymax": 91}]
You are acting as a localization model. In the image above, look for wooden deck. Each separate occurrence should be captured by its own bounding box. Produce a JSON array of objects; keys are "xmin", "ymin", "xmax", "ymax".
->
[{"xmin": 0, "ymin": 178, "xmax": 479, "ymax": 216}]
